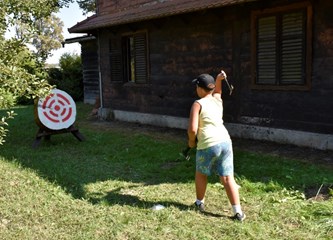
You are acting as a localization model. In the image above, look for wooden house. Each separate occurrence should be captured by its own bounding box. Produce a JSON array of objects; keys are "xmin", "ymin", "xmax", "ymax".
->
[{"xmin": 69, "ymin": 0, "xmax": 333, "ymax": 150}]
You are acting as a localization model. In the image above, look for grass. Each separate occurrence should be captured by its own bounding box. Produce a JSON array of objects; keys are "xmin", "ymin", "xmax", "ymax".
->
[{"xmin": 0, "ymin": 103, "xmax": 332, "ymax": 240}]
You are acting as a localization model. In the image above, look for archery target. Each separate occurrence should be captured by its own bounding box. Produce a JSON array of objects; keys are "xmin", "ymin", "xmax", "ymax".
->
[{"xmin": 37, "ymin": 89, "xmax": 76, "ymax": 130}]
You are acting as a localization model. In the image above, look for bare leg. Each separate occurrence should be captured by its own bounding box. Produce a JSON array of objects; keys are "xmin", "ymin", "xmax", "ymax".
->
[
  {"xmin": 195, "ymin": 171, "xmax": 208, "ymax": 200},
  {"xmin": 219, "ymin": 175, "xmax": 240, "ymax": 205}
]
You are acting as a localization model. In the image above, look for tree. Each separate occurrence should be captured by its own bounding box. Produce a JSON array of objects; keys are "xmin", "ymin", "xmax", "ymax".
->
[
  {"xmin": 14, "ymin": 14, "xmax": 64, "ymax": 64},
  {"xmin": 34, "ymin": 15, "xmax": 64, "ymax": 62},
  {"xmin": 0, "ymin": 0, "xmax": 91, "ymax": 144},
  {"xmin": 56, "ymin": 0, "xmax": 95, "ymax": 16},
  {"xmin": 0, "ymin": 38, "xmax": 52, "ymax": 144},
  {"xmin": 15, "ymin": 14, "xmax": 65, "ymax": 63},
  {"xmin": 77, "ymin": 0, "xmax": 96, "ymax": 15},
  {"xmin": 0, "ymin": 0, "xmax": 68, "ymax": 144}
]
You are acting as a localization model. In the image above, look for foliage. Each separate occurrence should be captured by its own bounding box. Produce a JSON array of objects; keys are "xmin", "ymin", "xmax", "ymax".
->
[
  {"xmin": 1, "ymin": 0, "xmax": 70, "ymax": 27},
  {"xmin": 59, "ymin": 53, "xmax": 83, "ymax": 101},
  {"xmin": 0, "ymin": 103, "xmax": 332, "ymax": 239},
  {"xmin": 48, "ymin": 53, "xmax": 83, "ymax": 101},
  {"xmin": 15, "ymin": 14, "xmax": 64, "ymax": 63},
  {"xmin": 0, "ymin": 111, "xmax": 15, "ymax": 145},
  {"xmin": 47, "ymin": 67, "xmax": 63, "ymax": 85},
  {"xmin": 0, "ymin": 0, "xmax": 62, "ymax": 144},
  {"xmin": 32, "ymin": 14, "xmax": 64, "ymax": 63},
  {"xmin": 58, "ymin": 0, "xmax": 95, "ymax": 15},
  {"xmin": 0, "ymin": 38, "xmax": 52, "ymax": 116},
  {"xmin": 0, "ymin": 39, "xmax": 50, "ymax": 102},
  {"xmin": 77, "ymin": 0, "xmax": 96, "ymax": 15}
]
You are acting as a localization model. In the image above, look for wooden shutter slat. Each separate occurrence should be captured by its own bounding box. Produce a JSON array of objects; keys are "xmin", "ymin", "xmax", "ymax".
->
[
  {"xmin": 257, "ymin": 16, "xmax": 276, "ymax": 84},
  {"xmin": 280, "ymin": 11, "xmax": 304, "ymax": 84},
  {"xmin": 110, "ymin": 38, "xmax": 122, "ymax": 82}
]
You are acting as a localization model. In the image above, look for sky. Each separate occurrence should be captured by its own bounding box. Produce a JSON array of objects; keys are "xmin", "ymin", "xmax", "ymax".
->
[{"xmin": 46, "ymin": 2, "xmax": 90, "ymax": 64}]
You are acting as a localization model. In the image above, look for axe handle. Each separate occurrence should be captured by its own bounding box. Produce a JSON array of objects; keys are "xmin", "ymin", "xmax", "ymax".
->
[
  {"xmin": 182, "ymin": 146, "xmax": 191, "ymax": 156},
  {"xmin": 224, "ymin": 77, "xmax": 234, "ymax": 95}
]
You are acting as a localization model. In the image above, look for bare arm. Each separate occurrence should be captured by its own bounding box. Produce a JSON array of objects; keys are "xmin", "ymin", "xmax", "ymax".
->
[
  {"xmin": 187, "ymin": 101, "xmax": 201, "ymax": 148},
  {"xmin": 213, "ymin": 70, "xmax": 226, "ymax": 98}
]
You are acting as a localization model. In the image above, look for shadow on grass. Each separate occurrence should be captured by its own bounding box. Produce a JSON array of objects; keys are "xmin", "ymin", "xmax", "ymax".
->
[
  {"xmin": 0, "ymin": 105, "xmax": 198, "ymax": 210},
  {"xmin": 88, "ymin": 186, "xmax": 229, "ymax": 219},
  {"xmin": 90, "ymin": 186, "xmax": 191, "ymax": 210}
]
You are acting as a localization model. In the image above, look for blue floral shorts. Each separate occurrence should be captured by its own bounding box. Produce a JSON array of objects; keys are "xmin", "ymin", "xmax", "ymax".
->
[{"xmin": 196, "ymin": 141, "xmax": 234, "ymax": 176}]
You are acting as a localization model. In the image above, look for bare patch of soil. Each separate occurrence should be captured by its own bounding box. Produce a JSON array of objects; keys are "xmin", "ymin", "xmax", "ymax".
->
[
  {"xmin": 304, "ymin": 184, "xmax": 333, "ymax": 201},
  {"xmin": 232, "ymin": 138, "xmax": 333, "ymax": 170},
  {"xmin": 87, "ymin": 118, "xmax": 333, "ymax": 168}
]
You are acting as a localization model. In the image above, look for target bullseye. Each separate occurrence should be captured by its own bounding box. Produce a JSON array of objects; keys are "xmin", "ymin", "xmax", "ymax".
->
[{"xmin": 36, "ymin": 89, "xmax": 76, "ymax": 130}]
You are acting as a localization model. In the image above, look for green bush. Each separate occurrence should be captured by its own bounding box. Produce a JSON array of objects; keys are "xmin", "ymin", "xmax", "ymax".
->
[
  {"xmin": 47, "ymin": 53, "xmax": 83, "ymax": 101},
  {"xmin": 47, "ymin": 67, "xmax": 62, "ymax": 87},
  {"xmin": 0, "ymin": 90, "xmax": 16, "ymax": 108}
]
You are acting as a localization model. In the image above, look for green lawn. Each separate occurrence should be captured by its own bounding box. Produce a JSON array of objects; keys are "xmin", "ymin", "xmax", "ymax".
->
[{"xmin": 0, "ymin": 103, "xmax": 332, "ymax": 240}]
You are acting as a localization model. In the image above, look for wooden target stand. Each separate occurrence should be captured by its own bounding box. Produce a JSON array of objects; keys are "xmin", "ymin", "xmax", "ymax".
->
[
  {"xmin": 32, "ymin": 89, "xmax": 85, "ymax": 148},
  {"xmin": 32, "ymin": 125, "xmax": 85, "ymax": 148}
]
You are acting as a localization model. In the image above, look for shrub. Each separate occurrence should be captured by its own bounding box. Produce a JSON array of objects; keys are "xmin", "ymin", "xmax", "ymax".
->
[{"xmin": 47, "ymin": 53, "xmax": 83, "ymax": 101}]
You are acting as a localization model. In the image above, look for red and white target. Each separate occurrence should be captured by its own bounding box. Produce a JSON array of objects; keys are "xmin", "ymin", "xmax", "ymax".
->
[{"xmin": 37, "ymin": 89, "xmax": 76, "ymax": 130}]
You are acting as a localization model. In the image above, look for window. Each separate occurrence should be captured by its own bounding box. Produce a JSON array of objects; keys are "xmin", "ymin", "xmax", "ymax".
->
[
  {"xmin": 110, "ymin": 31, "xmax": 149, "ymax": 84},
  {"xmin": 124, "ymin": 36, "xmax": 136, "ymax": 82},
  {"xmin": 251, "ymin": 2, "xmax": 312, "ymax": 90}
]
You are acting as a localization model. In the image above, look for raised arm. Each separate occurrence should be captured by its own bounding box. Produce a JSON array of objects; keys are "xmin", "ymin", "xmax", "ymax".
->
[{"xmin": 213, "ymin": 70, "xmax": 227, "ymax": 98}]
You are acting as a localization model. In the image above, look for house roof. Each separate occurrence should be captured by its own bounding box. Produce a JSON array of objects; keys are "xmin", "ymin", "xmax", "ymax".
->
[
  {"xmin": 69, "ymin": 0, "xmax": 258, "ymax": 33},
  {"xmin": 62, "ymin": 35, "xmax": 96, "ymax": 46}
]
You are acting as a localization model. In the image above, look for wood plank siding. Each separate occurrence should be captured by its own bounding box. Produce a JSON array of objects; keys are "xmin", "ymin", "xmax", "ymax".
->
[
  {"xmin": 81, "ymin": 40, "xmax": 99, "ymax": 104},
  {"xmin": 69, "ymin": 0, "xmax": 333, "ymax": 136}
]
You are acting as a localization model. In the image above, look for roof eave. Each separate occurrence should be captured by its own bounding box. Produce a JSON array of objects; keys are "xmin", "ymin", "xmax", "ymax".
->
[{"xmin": 69, "ymin": 0, "xmax": 258, "ymax": 33}]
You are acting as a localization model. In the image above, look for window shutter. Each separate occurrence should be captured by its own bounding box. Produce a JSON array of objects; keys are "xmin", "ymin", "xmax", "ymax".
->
[
  {"xmin": 252, "ymin": 2, "xmax": 312, "ymax": 90},
  {"xmin": 110, "ymin": 38, "xmax": 122, "ymax": 82},
  {"xmin": 257, "ymin": 16, "xmax": 277, "ymax": 85},
  {"xmin": 134, "ymin": 33, "xmax": 148, "ymax": 84},
  {"xmin": 281, "ymin": 11, "xmax": 305, "ymax": 84}
]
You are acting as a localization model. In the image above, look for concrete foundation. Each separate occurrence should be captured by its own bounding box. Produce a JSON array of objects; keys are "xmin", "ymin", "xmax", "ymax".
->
[{"xmin": 99, "ymin": 108, "xmax": 333, "ymax": 151}]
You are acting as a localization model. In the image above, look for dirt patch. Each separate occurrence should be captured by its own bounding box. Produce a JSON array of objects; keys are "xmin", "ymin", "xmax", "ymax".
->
[
  {"xmin": 305, "ymin": 184, "xmax": 333, "ymax": 201},
  {"xmin": 232, "ymin": 138, "xmax": 333, "ymax": 170},
  {"xmin": 87, "ymin": 118, "xmax": 333, "ymax": 168}
]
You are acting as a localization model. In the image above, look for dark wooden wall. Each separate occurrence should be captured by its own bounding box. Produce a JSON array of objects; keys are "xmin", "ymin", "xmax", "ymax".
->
[
  {"xmin": 234, "ymin": 0, "xmax": 333, "ymax": 134},
  {"xmin": 97, "ymin": 0, "xmax": 333, "ymax": 134}
]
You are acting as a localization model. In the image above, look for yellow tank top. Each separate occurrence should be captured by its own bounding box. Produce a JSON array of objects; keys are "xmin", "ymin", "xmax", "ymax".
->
[{"xmin": 196, "ymin": 96, "xmax": 230, "ymax": 150}]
